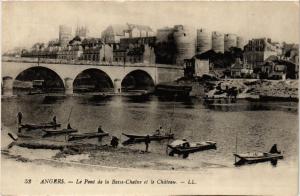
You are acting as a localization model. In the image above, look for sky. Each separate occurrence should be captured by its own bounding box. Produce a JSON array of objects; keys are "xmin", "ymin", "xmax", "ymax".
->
[{"xmin": 2, "ymin": 1, "xmax": 299, "ymax": 52}]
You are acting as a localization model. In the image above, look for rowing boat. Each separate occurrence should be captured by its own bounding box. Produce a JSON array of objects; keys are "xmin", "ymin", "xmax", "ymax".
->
[
  {"xmin": 67, "ymin": 132, "xmax": 109, "ymax": 141},
  {"xmin": 233, "ymin": 144, "xmax": 284, "ymax": 166},
  {"xmin": 167, "ymin": 140, "xmax": 217, "ymax": 158},
  {"xmin": 234, "ymin": 152, "xmax": 283, "ymax": 166},
  {"xmin": 122, "ymin": 133, "xmax": 174, "ymax": 140},
  {"xmin": 42, "ymin": 128, "xmax": 77, "ymax": 135},
  {"xmin": 21, "ymin": 122, "xmax": 61, "ymax": 130}
]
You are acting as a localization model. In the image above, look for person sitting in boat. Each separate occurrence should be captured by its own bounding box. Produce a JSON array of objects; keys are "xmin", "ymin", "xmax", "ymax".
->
[
  {"xmin": 52, "ymin": 116, "xmax": 57, "ymax": 124},
  {"xmin": 154, "ymin": 126, "xmax": 165, "ymax": 136},
  {"xmin": 67, "ymin": 123, "xmax": 72, "ymax": 129},
  {"xmin": 98, "ymin": 126, "xmax": 104, "ymax": 133},
  {"xmin": 269, "ymin": 144, "xmax": 281, "ymax": 154},
  {"xmin": 182, "ymin": 139, "xmax": 190, "ymax": 148}
]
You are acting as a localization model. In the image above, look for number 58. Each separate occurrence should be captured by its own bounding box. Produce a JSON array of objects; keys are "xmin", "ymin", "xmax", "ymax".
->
[{"xmin": 24, "ymin": 179, "xmax": 31, "ymax": 184}]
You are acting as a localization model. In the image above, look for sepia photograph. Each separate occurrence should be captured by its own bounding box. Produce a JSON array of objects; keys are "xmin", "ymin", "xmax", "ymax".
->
[{"xmin": 1, "ymin": 1, "xmax": 299, "ymax": 195}]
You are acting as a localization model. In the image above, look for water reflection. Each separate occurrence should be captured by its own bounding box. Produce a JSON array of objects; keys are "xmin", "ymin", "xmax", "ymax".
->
[{"xmin": 204, "ymin": 99, "xmax": 298, "ymax": 113}]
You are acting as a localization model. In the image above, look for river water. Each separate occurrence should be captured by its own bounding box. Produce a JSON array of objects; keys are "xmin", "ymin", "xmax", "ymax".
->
[{"xmin": 1, "ymin": 95, "xmax": 298, "ymax": 168}]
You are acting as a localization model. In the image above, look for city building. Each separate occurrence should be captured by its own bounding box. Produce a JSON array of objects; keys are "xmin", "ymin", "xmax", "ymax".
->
[
  {"xmin": 101, "ymin": 23, "xmax": 155, "ymax": 44},
  {"xmin": 173, "ymin": 25, "xmax": 196, "ymax": 65},
  {"xmin": 113, "ymin": 37, "xmax": 156, "ymax": 64},
  {"xmin": 155, "ymin": 27, "xmax": 176, "ymax": 64},
  {"xmin": 243, "ymin": 38, "xmax": 282, "ymax": 68},
  {"xmin": 112, "ymin": 36, "xmax": 156, "ymax": 64},
  {"xmin": 126, "ymin": 23, "xmax": 155, "ymax": 38},
  {"xmin": 120, "ymin": 37, "xmax": 156, "ymax": 49},
  {"xmin": 59, "ymin": 25, "xmax": 72, "ymax": 47},
  {"xmin": 57, "ymin": 36, "xmax": 83, "ymax": 60},
  {"xmin": 81, "ymin": 38, "xmax": 113, "ymax": 62},
  {"xmin": 57, "ymin": 45, "xmax": 83, "ymax": 61},
  {"xmin": 75, "ymin": 26, "xmax": 89, "ymax": 38},
  {"xmin": 282, "ymin": 43, "xmax": 299, "ymax": 64},
  {"xmin": 101, "ymin": 24, "xmax": 129, "ymax": 44},
  {"xmin": 261, "ymin": 61, "xmax": 286, "ymax": 80},
  {"xmin": 184, "ymin": 57, "xmax": 209, "ymax": 77},
  {"xmin": 224, "ymin": 34, "xmax": 237, "ymax": 52},
  {"xmin": 230, "ymin": 58, "xmax": 253, "ymax": 78}
]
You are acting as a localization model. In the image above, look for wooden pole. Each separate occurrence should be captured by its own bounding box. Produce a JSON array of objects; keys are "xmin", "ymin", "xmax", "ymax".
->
[
  {"xmin": 166, "ymin": 94, "xmax": 176, "ymax": 154},
  {"xmin": 67, "ymin": 107, "xmax": 73, "ymax": 123},
  {"xmin": 235, "ymin": 135, "xmax": 238, "ymax": 163}
]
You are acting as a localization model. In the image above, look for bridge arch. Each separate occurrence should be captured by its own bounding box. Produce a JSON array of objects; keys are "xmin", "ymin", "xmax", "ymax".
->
[
  {"xmin": 12, "ymin": 66, "xmax": 65, "ymax": 95},
  {"xmin": 73, "ymin": 68, "xmax": 114, "ymax": 93},
  {"xmin": 121, "ymin": 69, "xmax": 155, "ymax": 92}
]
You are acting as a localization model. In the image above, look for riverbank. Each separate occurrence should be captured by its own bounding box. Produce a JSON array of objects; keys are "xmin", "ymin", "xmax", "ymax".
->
[
  {"xmin": 216, "ymin": 79, "xmax": 298, "ymax": 100},
  {"xmin": 1, "ymin": 147, "xmax": 297, "ymax": 196},
  {"xmin": 1, "ymin": 127, "xmax": 225, "ymax": 171},
  {"xmin": 176, "ymin": 77, "xmax": 298, "ymax": 101}
]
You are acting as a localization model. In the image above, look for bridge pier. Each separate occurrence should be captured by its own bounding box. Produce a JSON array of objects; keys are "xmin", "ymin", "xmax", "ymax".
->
[
  {"xmin": 114, "ymin": 79, "xmax": 122, "ymax": 94},
  {"xmin": 64, "ymin": 78, "xmax": 74, "ymax": 95},
  {"xmin": 2, "ymin": 76, "xmax": 14, "ymax": 96}
]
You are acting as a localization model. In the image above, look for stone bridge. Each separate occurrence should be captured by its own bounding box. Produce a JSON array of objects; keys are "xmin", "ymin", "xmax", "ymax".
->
[{"xmin": 2, "ymin": 60, "xmax": 183, "ymax": 96}]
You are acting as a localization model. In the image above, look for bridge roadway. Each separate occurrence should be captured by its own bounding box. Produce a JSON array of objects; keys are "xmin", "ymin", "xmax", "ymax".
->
[{"xmin": 1, "ymin": 58, "xmax": 183, "ymax": 96}]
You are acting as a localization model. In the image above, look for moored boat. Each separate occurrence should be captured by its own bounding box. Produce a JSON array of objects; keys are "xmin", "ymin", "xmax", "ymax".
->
[
  {"xmin": 234, "ymin": 152, "xmax": 283, "ymax": 166},
  {"xmin": 67, "ymin": 132, "xmax": 109, "ymax": 141},
  {"xmin": 167, "ymin": 140, "xmax": 217, "ymax": 158},
  {"xmin": 122, "ymin": 133, "xmax": 174, "ymax": 141},
  {"xmin": 42, "ymin": 128, "xmax": 78, "ymax": 135},
  {"xmin": 21, "ymin": 122, "xmax": 61, "ymax": 130}
]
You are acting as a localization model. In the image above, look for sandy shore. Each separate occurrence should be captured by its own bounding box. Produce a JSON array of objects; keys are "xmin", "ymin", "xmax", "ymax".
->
[
  {"xmin": 1, "ymin": 150, "xmax": 298, "ymax": 196},
  {"xmin": 211, "ymin": 79, "xmax": 298, "ymax": 100},
  {"xmin": 1, "ymin": 125, "xmax": 298, "ymax": 195}
]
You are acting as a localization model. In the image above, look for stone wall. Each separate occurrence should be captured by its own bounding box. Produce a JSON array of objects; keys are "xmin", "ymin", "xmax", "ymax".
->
[{"xmin": 156, "ymin": 65, "xmax": 183, "ymax": 83}]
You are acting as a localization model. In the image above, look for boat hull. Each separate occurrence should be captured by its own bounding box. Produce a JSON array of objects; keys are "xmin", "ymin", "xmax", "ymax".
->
[
  {"xmin": 168, "ymin": 142, "xmax": 217, "ymax": 157},
  {"xmin": 122, "ymin": 133, "xmax": 174, "ymax": 145},
  {"xmin": 21, "ymin": 123, "xmax": 61, "ymax": 130},
  {"xmin": 122, "ymin": 133, "xmax": 174, "ymax": 140},
  {"xmin": 234, "ymin": 153, "xmax": 283, "ymax": 166},
  {"xmin": 68, "ymin": 132, "xmax": 109, "ymax": 141},
  {"xmin": 42, "ymin": 129, "xmax": 78, "ymax": 136}
]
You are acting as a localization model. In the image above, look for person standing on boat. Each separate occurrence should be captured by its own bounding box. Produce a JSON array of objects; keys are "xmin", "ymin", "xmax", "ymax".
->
[
  {"xmin": 17, "ymin": 112, "xmax": 23, "ymax": 125},
  {"xmin": 98, "ymin": 126, "xmax": 104, "ymax": 142},
  {"xmin": 17, "ymin": 112, "xmax": 23, "ymax": 132},
  {"xmin": 98, "ymin": 126, "xmax": 104, "ymax": 133},
  {"xmin": 67, "ymin": 123, "xmax": 72, "ymax": 129},
  {"xmin": 154, "ymin": 126, "xmax": 164, "ymax": 136},
  {"xmin": 145, "ymin": 135, "xmax": 151, "ymax": 152},
  {"xmin": 52, "ymin": 116, "xmax": 57, "ymax": 124},
  {"xmin": 269, "ymin": 144, "xmax": 281, "ymax": 154}
]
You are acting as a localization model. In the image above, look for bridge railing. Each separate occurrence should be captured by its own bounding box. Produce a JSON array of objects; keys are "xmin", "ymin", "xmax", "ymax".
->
[{"xmin": 2, "ymin": 56, "xmax": 183, "ymax": 69}]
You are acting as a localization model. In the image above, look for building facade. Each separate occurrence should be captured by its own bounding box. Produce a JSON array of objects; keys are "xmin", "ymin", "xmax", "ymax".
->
[
  {"xmin": 244, "ymin": 38, "xmax": 282, "ymax": 68},
  {"xmin": 75, "ymin": 26, "xmax": 89, "ymax": 38},
  {"xmin": 230, "ymin": 58, "xmax": 253, "ymax": 78},
  {"xmin": 184, "ymin": 57, "xmax": 209, "ymax": 77},
  {"xmin": 59, "ymin": 25, "xmax": 72, "ymax": 47},
  {"xmin": 101, "ymin": 23, "xmax": 155, "ymax": 44}
]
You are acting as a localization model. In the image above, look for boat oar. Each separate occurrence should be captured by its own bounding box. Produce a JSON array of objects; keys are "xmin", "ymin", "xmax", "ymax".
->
[
  {"xmin": 165, "ymin": 127, "xmax": 172, "ymax": 155},
  {"xmin": 235, "ymin": 135, "xmax": 238, "ymax": 164},
  {"xmin": 67, "ymin": 107, "xmax": 73, "ymax": 123}
]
